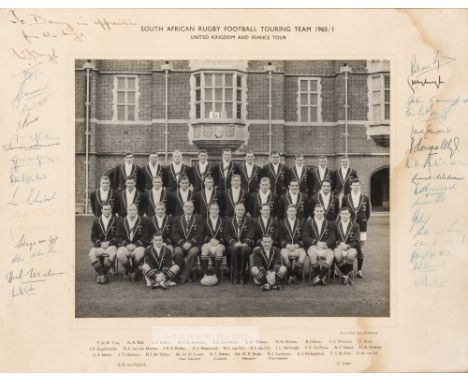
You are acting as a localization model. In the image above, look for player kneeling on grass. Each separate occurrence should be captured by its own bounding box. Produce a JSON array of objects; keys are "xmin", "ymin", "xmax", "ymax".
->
[
  {"xmin": 89, "ymin": 202, "xmax": 118, "ymax": 285},
  {"xmin": 303, "ymin": 204, "xmax": 336, "ymax": 286},
  {"xmin": 116, "ymin": 203, "xmax": 148, "ymax": 281},
  {"xmin": 334, "ymin": 206, "xmax": 360, "ymax": 286},
  {"xmin": 142, "ymin": 233, "xmax": 179, "ymax": 290},
  {"xmin": 251, "ymin": 235, "xmax": 287, "ymax": 291},
  {"xmin": 200, "ymin": 202, "xmax": 225, "ymax": 286}
]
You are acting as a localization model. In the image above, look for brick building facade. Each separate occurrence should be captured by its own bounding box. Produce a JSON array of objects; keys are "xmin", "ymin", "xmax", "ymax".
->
[{"xmin": 75, "ymin": 59, "xmax": 390, "ymax": 213}]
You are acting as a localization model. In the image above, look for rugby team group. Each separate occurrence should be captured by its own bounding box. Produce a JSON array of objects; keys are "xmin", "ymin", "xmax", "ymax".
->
[{"xmin": 87, "ymin": 149, "xmax": 371, "ymax": 291}]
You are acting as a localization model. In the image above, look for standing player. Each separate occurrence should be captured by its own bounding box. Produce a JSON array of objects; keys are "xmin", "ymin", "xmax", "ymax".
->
[
  {"xmin": 171, "ymin": 200, "xmax": 204, "ymax": 284},
  {"xmin": 279, "ymin": 205, "xmax": 307, "ymax": 284},
  {"xmin": 88, "ymin": 202, "xmax": 118, "ymax": 284},
  {"xmin": 164, "ymin": 150, "xmax": 191, "ymax": 193},
  {"xmin": 142, "ymin": 233, "xmax": 179, "ymax": 289},
  {"xmin": 311, "ymin": 156, "xmax": 335, "ymax": 196},
  {"xmin": 247, "ymin": 203, "xmax": 280, "ymax": 249},
  {"xmin": 146, "ymin": 202, "xmax": 174, "ymax": 252},
  {"xmin": 251, "ymin": 235, "xmax": 287, "ymax": 291},
  {"xmin": 169, "ymin": 175, "xmax": 194, "ymax": 217},
  {"xmin": 239, "ymin": 151, "xmax": 262, "ymax": 194},
  {"xmin": 90, "ymin": 175, "xmax": 117, "ymax": 217},
  {"xmin": 278, "ymin": 178, "xmax": 308, "ymax": 220},
  {"xmin": 144, "ymin": 175, "xmax": 168, "ymax": 217},
  {"xmin": 213, "ymin": 148, "xmax": 240, "ymax": 192},
  {"xmin": 287, "ymin": 154, "xmax": 313, "ymax": 196},
  {"xmin": 303, "ymin": 204, "xmax": 336, "ymax": 286},
  {"xmin": 113, "ymin": 152, "xmax": 144, "ymax": 192},
  {"xmin": 190, "ymin": 150, "xmax": 213, "ymax": 192},
  {"xmin": 116, "ymin": 203, "xmax": 148, "ymax": 281},
  {"xmin": 194, "ymin": 175, "xmax": 222, "ymax": 218},
  {"xmin": 115, "ymin": 176, "xmax": 145, "ymax": 217},
  {"xmin": 343, "ymin": 178, "xmax": 371, "ymax": 278},
  {"xmin": 143, "ymin": 152, "xmax": 164, "ymax": 191},
  {"xmin": 222, "ymin": 174, "xmax": 247, "ymax": 218},
  {"xmin": 248, "ymin": 177, "xmax": 278, "ymax": 218},
  {"xmin": 335, "ymin": 156, "xmax": 358, "ymax": 196},
  {"xmin": 308, "ymin": 178, "xmax": 340, "ymax": 222},
  {"xmin": 261, "ymin": 151, "xmax": 288, "ymax": 196},
  {"xmin": 334, "ymin": 206, "xmax": 361, "ymax": 286}
]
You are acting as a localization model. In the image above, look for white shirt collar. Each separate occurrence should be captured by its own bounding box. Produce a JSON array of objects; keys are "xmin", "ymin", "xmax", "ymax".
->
[
  {"xmin": 295, "ymin": 164, "xmax": 303, "ymax": 174},
  {"xmin": 287, "ymin": 217, "xmax": 296, "ymax": 227},
  {"xmin": 232, "ymin": 187, "xmax": 240, "ymax": 201},
  {"xmin": 126, "ymin": 216, "xmax": 137, "ymax": 228},
  {"xmin": 289, "ymin": 191, "xmax": 299, "ymax": 202},
  {"xmin": 125, "ymin": 188, "xmax": 136, "ymax": 201},
  {"xmin": 100, "ymin": 188, "xmax": 109, "ymax": 200},
  {"xmin": 259, "ymin": 190, "xmax": 270, "ymax": 203},
  {"xmin": 156, "ymin": 214, "xmax": 165, "ymax": 224},
  {"xmin": 209, "ymin": 215, "xmax": 218, "ymax": 227},
  {"xmin": 179, "ymin": 188, "xmax": 189, "ymax": 201},
  {"xmin": 341, "ymin": 219, "xmax": 350, "ymax": 231},
  {"xmin": 314, "ymin": 217, "xmax": 325, "ymax": 227},
  {"xmin": 101, "ymin": 214, "xmax": 111, "ymax": 229},
  {"xmin": 261, "ymin": 216, "xmax": 269, "ymax": 226},
  {"xmin": 124, "ymin": 162, "xmax": 133, "ymax": 175},
  {"xmin": 199, "ymin": 161, "xmax": 208, "ymax": 171},
  {"xmin": 173, "ymin": 162, "xmax": 182, "ymax": 171}
]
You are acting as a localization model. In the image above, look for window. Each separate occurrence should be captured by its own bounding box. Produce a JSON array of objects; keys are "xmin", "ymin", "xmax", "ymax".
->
[
  {"xmin": 370, "ymin": 74, "xmax": 390, "ymax": 121},
  {"xmin": 297, "ymin": 78, "xmax": 321, "ymax": 122},
  {"xmin": 193, "ymin": 72, "xmax": 244, "ymax": 120},
  {"xmin": 114, "ymin": 76, "xmax": 138, "ymax": 121}
]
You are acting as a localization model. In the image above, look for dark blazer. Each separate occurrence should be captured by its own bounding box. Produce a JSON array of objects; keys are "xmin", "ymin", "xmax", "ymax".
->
[
  {"xmin": 212, "ymin": 161, "xmax": 240, "ymax": 192},
  {"xmin": 116, "ymin": 216, "xmax": 148, "ymax": 247},
  {"xmin": 222, "ymin": 187, "xmax": 248, "ymax": 218},
  {"xmin": 113, "ymin": 164, "xmax": 144, "ymax": 192},
  {"xmin": 146, "ymin": 214, "xmax": 173, "ymax": 246},
  {"xmin": 142, "ymin": 163, "xmax": 164, "ymax": 190},
  {"xmin": 144, "ymin": 187, "xmax": 169, "ymax": 217},
  {"xmin": 194, "ymin": 189, "xmax": 223, "ymax": 218},
  {"xmin": 278, "ymin": 218, "xmax": 305, "ymax": 248},
  {"xmin": 163, "ymin": 163, "xmax": 192, "ymax": 193},
  {"xmin": 278, "ymin": 192, "xmax": 309, "ymax": 220},
  {"xmin": 247, "ymin": 216, "xmax": 280, "ymax": 247},
  {"xmin": 224, "ymin": 216, "xmax": 252, "ymax": 247},
  {"xmin": 248, "ymin": 191, "xmax": 279, "ymax": 218},
  {"xmin": 310, "ymin": 166, "xmax": 335, "ymax": 195},
  {"xmin": 190, "ymin": 163, "xmax": 214, "ymax": 192},
  {"xmin": 335, "ymin": 220, "xmax": 360, "ymax": 249},
  {"xmin": 144, "ymin": 245, "xmax": 173, "ymax": 271},
  {"xmin": 335, "ymin": 167, "xmax": 358, "ymax": 195},
  {"xmin": 343, "ymin": 193, "xmax": 371, "ymax": 233},
  {"xmin": 261, "ymin": 163, "xmax": 289, "ymax": 195},
  {"xmin": 168, "ymin": 189, "xmax": 195, "ymax": 217},
  {"xmin": 308, "ymin": 192, "xmax": 340, "ymax": 222},
  {"xmin": 286, "ymin": 165, "xmax": 313, "ymax": 195},
  {"xmin": 251, "ymin": 246, "xmax": 282, "ymax": 272},
  {"xmin": 171, "ymin": 214, "xmax": 204, "ymax": 247},
  {"xmin": 90, "ymin": 188, "xmax": 117, "ymax": 217},
  {"xmin": 90, "ymin": 215, "xmax": 119, "ymax": 247},
  {"xmin": 302, "ymin": 218, "xmax": 336, "ymax": 248},
  {"xmin": 239, "ymin": 163, "xmax": 262, "ymax": 194},
  {"xmin": 115, "ymin": 189, "xmax": 145, "ymax": 217},
  {"xmin": 202, "ymin": 216, "xmax": 225, "ymax": 244}
]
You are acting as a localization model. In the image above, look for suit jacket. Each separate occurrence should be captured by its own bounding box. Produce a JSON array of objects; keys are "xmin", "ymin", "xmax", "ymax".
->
[
  {"xmin": 168, "ymin": 189, "xmax": 195, "ymax": 217},
  {"xmin": 90, "ymin": 215, "xmax": 119, "ymax": 247},
  {"xmin": 115, "ymin": 189, "xmax": 145, "ymax": 217},
  {"xmin": 202, "ymin": 216, "xmax": 225, "ymax": 244},
  {"xmin": 335, "ymin": 167, "xmax": 358, "ymax": 195},
  {"xmin": 286, "ymin": 165, "xmax": 314, "ymax": 195},
  {"xmin": 309, "ymin": 192, "xmax": 340, "ymax": 222},
  {"xmin": 113, "ymin": 164, "xmax": 144, "ymax": 192},
  {"xmin": 335, "ymin": 220, "xmax": 360, "ymax": 249},
  {"xmin": 302, "ymin": 218, "xmax": 336, "ymax": 248},
  {"xmin": 171, "ymin": 214, "xmax": 204, "ymax": 247},
  {"xmin": 144, "ymin": 245, "xmax": 173, "ymax": 271},
  {"xmin": 343, "ymin": 193, "xmax": 371, "ymax": 232},
  {"xmin": 224, "ymin": 216, "xmax": 252, "ymax": 247},
  {"xmin": 248, "ymin": 191, "xmax": 279, "ymax": 218},
  {"xmin": 213, "ymin": 161, "xmax": 240, "ymax": 192},
  {"xmin": 261, "ymin": 163, "xmax": 289, "ymax": 195},
  {"xmin": 247, "ymin": 216, "xmax": 280, "ymax": 247},
  {"xmin": 278, "ymin": 218, "xmax": 305, "ymax": 248},
  {"xmin": 116, "ymin": 216, "xmax": 148, "ymax": 247},
  {"xmin": 194, "ymin": 189, "xmax": 223, "ymax": 218},
  {"xmin": 142, "ymin": 163, "xmax": 164, "ymax": 190},
  {"xmin": 251, "ymin": 246, "xmax": 282, "ymax": 272},
  {"xmin": 163, "ymin": 163, "xmax": 191, "ymax": 193},
  {"xmin": 146, "ymin": 214, "xmax": 173, "ymax": 246},
  {"xmin": 310, "ymin": 166, "xmax": 335, "ymax": 195},
  {"xmin": 190, "ymin": 163, "xmax": 213, "ymax": 192},
  {"xmin": 278, "ymin": 192, "xmax": 309, "ymax": 220},
  {"xmin": 90, "ymin": 188, "xmax": 117, "ymax": 217},
  {"xmin": 144, "ymin": 187, "xmax": 169, "ymax": 217},
  {"xmin": 239, "ymin": 163, "xmax": 262, "ymax": 194},
  {"xmin": 222, "ymin": 187, "xmax": 248, "ymax": 218}
]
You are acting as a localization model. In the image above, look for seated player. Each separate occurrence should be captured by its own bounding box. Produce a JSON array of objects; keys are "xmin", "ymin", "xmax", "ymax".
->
[
  {"xmin": 251, "ymin": 235, "xmax": 287, "ymax": 291},
  {"xmin": 247, "ymin": 203, "xmax": 279, "ymax": 249},
  {"xmin": 142, "ymin": 233, "xmax": 179, "ymax": 289},
  {"xmin": 171, "ymin": 200, "xmax": 204, "ymax": 284},
  {"xmin": 116, "ymin": 203, "xmax": 148, "ymax": 281},
  {"xmin": 88, "ymin": 202, "xmax": 118, "ymax": 285},
  {"xmin": 145, "ymin": 175, "xmax": 168, "ymax": 217},
  {"xmin": 224, "ymin": 203, "xmax": 252, "ymax": 285},
  {"xmin": 222, "ymin": 174, "xmax": 247, "ymax": 218},
  {"xmin": 279, "ymin": 205, "xmax": 307, "ymax": 284},
  {"xmin": 343, "ymin": 177, "xmax": 372, "ymax": 278},
  {"xmin": 248, "ymin": 176, "xmax": 278, "ymax": 218},
  {"xmin": 308, "ymin": 178, "xmax": 339, "ymax": 221},
  {"xmin": 169, "ymin": 175, "xmax": 194, "ymax": 217},
  {"xmin": 146, "ymin": 201, "xmax": 174, "ymax": 252},
  {"xmin": 303, "ymin": 204, "xmax": 336, "ymax": 286},
  {"xmin": 279, "ymin": 178, "xmax": 308, "ymax": 220},
  {"xmin": 115, "ymin": 176, "xmax": 145, "ymax": 217},
  {"xmin": 200, "ymin": 202, "xmax": 226, "ymax": 285},
  {"xmin": 334, "ymin": 206, "xmax": 361, "ymax": 286},
  {"xmin": 90, "ymin": 175, "xmax": 116, "ymax": 217},
  {"xmin": 194, "ymin": 175, "xmax": 222, "ymax": 218}
]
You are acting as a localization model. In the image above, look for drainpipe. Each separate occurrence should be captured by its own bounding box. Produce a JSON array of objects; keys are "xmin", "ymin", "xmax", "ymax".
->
[
  {"xmin": 161, "ymin": 61, "xmax": 173, "ymax": 162},
  {"xmin": 83, "ymin": 60, "xmax": 93, "ymax": 214},
  {"xmin": 340, "ymin": 63, "xmax": 352, "ymax": 156},
  {"xmin": 264, "ymin": 63, "xmax": 275, "ymax": 155}
]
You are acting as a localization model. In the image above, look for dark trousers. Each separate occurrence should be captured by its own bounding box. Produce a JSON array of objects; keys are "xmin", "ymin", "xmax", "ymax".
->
[
  {"xmin": 229, "ymin": 245, "xmax": 251, "ymax": 280},
  {"xmin": 173, "ymin": 245, "xmax": 201, "ymax": 281}
]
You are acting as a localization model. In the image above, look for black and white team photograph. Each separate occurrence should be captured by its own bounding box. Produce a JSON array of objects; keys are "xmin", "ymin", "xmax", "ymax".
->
[{"xmin": 75, "ymin": 59, "xmax": 390, "ymax": 317}]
